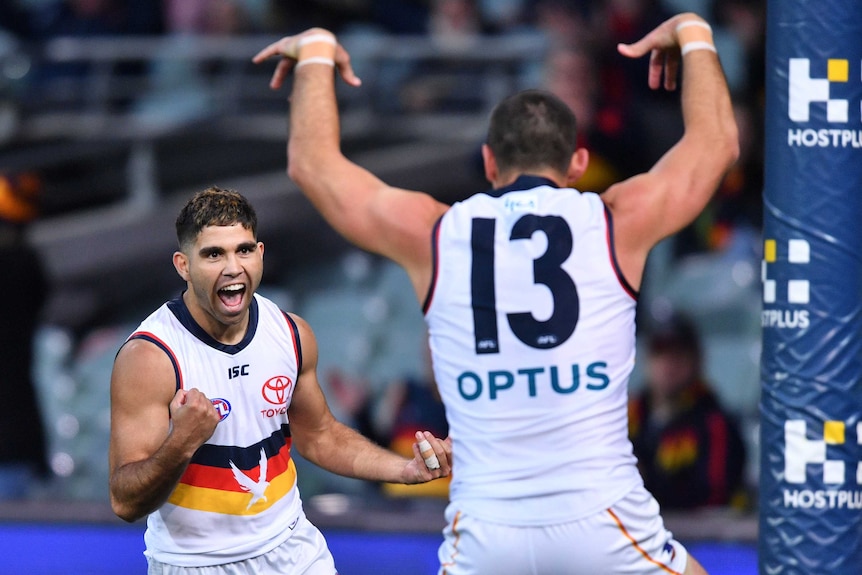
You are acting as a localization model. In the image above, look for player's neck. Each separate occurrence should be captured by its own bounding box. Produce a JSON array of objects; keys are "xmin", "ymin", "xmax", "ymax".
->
[
  {"xmin": 183, "ymin": 290, "xmax": 250, "ymax": 345},
  {"xmin": 492, "ymin": 169, "xmax": 567, "ymax": 190}
]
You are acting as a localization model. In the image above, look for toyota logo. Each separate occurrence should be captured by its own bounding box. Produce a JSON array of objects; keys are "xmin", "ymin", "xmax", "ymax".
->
[{"xmin": 262, "ymin": 376, "xmax": 293, "ymax": 405}]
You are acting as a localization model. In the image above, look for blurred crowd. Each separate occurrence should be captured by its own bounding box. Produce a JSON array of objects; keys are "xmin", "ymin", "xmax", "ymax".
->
[{"xmin": 1, "ymin": 0, "xmax": 765, "ymax": 255}]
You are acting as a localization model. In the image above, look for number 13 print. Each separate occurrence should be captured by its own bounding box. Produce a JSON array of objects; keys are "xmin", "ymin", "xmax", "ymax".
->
[{"xmin": 470, "ymin": 215, "xmax": 579, "ymax": 354}]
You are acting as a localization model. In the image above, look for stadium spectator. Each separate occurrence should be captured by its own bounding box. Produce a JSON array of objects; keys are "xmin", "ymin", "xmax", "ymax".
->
[
  {"xmin": 256, "ymin": 10, "xmax": 737, "ymax": 574},
  {"xmin": 711, "ymin": 0, "xmax": 765, "ymax": 100},
  {"xmin": 398, "ymin": 0, "xmax": 498, "ymax": 113},
  {"xmin": 377, "ymin": 373, "xmax": 450, "ymax": 498},
  {"xmin": 132, "ymin": 0, "xmax": 254, "ymax": 124},
  {"xmin": 27, "ymin": 0, "xmax": 163, "ymax": 38},
  {"xmin": 543, "ymin": 40, "xmax": 649, "ymax": 192},
  {"xmin": 672, "ymin": 99, "xmax": 763, "ymax": 258},
  {"xmin": 328, "ymin": 347, "xmax": 451, "ymax": 498},
  {"xmin": 629, "ymin": 313, "xmax": 748, "ymax": 510},
  {"xmin": 0, "ymin": 172, "xmax": 50, "ymax": 499},
  {"xmin": 162, "ymin": 0, "xmax": 251, "ymax": 35},
  {"xmin": 591, "ymin": 0, "xmax": 679, "ymax": 167},
  {"xmin": 108, "ymin": 187, "xmax": 451, "ymax": 572},
  {"xmin": 525, "ymin": 0, "xmax": 593, "ymax": 45}
]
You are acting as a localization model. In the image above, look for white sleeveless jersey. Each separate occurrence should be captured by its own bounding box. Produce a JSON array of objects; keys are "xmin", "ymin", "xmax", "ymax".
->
[
  {"xmin": 128, "ymin": 293, "xmax": 304, "ymax": 566},
  {"xmin": 424, "ymin": 176, "xmax": 643, "ymax": 525}
]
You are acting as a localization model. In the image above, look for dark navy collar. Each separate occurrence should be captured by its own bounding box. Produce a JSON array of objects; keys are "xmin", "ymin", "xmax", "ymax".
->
[
  {"xmin": 485, "ymin": 175, "xmax": 560, "ymax": 198},
  {"xmin": 167, "ymin": 293, "xmax": 259, "ymax": 355}
]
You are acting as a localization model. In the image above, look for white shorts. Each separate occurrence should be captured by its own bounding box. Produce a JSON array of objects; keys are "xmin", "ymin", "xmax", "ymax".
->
[
  {"xmin": 146, "ymin": 514, "xmax": 338, "ymax": 575},
  {"xmin": 438, "ymin": 484, "xmax": 689, "ymax": 575}
]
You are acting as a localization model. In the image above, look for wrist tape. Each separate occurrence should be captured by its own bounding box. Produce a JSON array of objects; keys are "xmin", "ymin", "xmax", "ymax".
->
[{"xmin": 676, "ymin": 20, "xmax": 716, "ymax": 56}]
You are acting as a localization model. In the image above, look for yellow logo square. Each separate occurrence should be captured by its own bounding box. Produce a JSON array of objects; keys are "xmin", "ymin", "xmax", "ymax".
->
[
  {"xmin": 828, "ymin": 59, "xmax": 849, "ymax": 83},
  {"xmin": 764, "ymin": 239, "xmax": 777, "ymax": 263},
  {"xmin": 824, "ymin": 420, "xmax": 845, "ymax": 445}
]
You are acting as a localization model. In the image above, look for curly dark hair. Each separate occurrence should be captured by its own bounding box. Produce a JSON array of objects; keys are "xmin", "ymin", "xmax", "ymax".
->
[{"xmin": 175, "ymin": 186, "xmax": 258, "ymax": 250}]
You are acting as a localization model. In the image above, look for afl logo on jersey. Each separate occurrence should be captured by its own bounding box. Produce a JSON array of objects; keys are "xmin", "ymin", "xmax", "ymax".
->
[
  {"xmin": 262, "ymin": 376, "xmax": 293, "ymax": 405},
  {"xmin": 211, "ymin": 398, "xmax": 232, "ymax": 421}
]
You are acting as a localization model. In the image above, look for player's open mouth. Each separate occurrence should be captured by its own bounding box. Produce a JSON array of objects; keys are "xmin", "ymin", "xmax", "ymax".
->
[{"xmin": 218, "ymin": 283, "xmax": 246, "ymax": 308}]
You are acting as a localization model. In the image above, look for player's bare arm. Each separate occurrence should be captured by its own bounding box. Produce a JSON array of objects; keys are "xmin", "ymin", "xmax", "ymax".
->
[
  {"xmin": 603, "ymin": 12, "xmax": 739, "ymax": 289},
  {"xmin": 286, "ymin": 313, "xmax": 451, "ymax": 484},
  {"xmin": 108, "ymin": 339, "xmax": 220, "ymax": 522},
  {"xmin": 253, "ymin": 30, "xmax": 449, "ymax": 302}
]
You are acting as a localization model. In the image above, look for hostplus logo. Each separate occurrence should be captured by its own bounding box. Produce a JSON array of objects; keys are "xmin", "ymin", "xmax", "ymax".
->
[
  {"xmin": 787, "ymin": 57, "xmax": 862, "ymax": 148},
  {"xmin": 783, "ymin": 419, "xmax": 862, "ymax": 509},
  {"xmin": 761, "ymin": 238, "xmax": 810, "ymax": 330}
]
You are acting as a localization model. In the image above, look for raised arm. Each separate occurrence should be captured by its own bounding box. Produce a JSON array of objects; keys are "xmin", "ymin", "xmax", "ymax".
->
[
  {"xmin": 286, "ymin": 313, "xmax": 451, "ymax": 484},
  {"xmin": 108, "ymin": 340, "xmax": 220, "ymax": 522},
  {"xmin": 603, "ymin": 13, "xmax": 740, "ymax": 288},
  {"xmin": 253, "ymin": 30, "xmax": 449, "ymax": 302}
]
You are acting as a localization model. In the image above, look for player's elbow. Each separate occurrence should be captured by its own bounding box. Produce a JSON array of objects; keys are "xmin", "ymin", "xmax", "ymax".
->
[
  {"xmin": 109, "ymin": 479, "xmax": 151, "ymax": 523},
  {"xmin": 712, "ymin": 109, "xmax": 741, "ymax": 170},
  {"xmin": 290, "ymin": 434, "xmax": 320, "ymax": 466},
  {"xmin": 287, "ymin": 137, "xmax": 340, "ymax": 188},
  {"xmin": 287, "ymin": 155, "xmax": 313, "ymax": 189},
  {"xmin": 690, "ymin": 110, "xmax": 740, "ymax": 174},
  {"xmin": 111, "ymin": 496, "xmax": 146, "ymax": 523},
  {"xmin": 698, "ymin": 124, "xmax": 739, "ymax": 177},
  {"xmin": 710, "ymin": 137, "xmax": 739, "ymax": 179},
  {"xmin": 722, "ymin": 121, "xmax": 741, "ymax": 169}
]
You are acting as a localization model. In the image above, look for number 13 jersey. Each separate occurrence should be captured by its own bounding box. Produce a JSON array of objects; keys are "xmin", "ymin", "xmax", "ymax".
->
[{"xmin": 424, "ymin": 175, "xmax": 643, "ymax": 525}]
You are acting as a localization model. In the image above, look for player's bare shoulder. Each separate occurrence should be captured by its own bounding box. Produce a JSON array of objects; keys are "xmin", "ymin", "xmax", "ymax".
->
[
  {"xmin": 284, "ymin": 312, "xmax": 313, "ymax": 340},
  {"xmin": 111, "ymin": 337, "xmax": 177, "ymax": 400},
  {"xmin": 284, "ymin": 312, "xmax": 319, "ymax": 369}
]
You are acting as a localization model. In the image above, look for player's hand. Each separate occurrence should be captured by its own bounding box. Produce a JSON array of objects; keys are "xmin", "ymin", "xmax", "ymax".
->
[
  {"xmin": 617, "ymin": 12, "xmax": 706, "ymax": 91},
  {"xmin": 402, "ymin": 431, "xmax": 452, "ymax": 484},
  {"xmin": 252, "ymin": 27, "xmax": 362, "ymax": 90},
  {"xmin": 168, "ymin": 388, "xmax": 221, "ymax": 456}
]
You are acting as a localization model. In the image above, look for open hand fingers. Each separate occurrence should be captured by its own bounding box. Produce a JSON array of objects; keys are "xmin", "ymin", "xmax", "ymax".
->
[
  {"xmin": 254, "ymin": 30, "xmax": 361, "ymax": 90},
  {"xmin": 270, "ymin": 58, "xmax": 295, "ymax": 90},
  {"xmin": 335, "ymin": 44, "xmax": 362, "ymax": 87},
  {"xmin": 663, "ymin": 51, "xmax": 680, "ymax": 91},
  {"xmin": 252, "ymin": 38, "xmax": 296, "ymax": 64},
  {"xmin": 617, "ymin": 14, "xmax": 687, "ymax": 92},
  {"xmin": 252, "ymin": 38, "xmax": 299, "ymax": 90}
]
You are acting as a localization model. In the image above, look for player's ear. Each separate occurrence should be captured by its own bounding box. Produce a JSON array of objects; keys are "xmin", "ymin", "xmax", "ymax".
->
[
  {"xmin": 258, "ymin": 242, "xmax": 265, "ymax": 260},
  {"xmin": 566, "ymin": 148, "xmax": 590, "ymax": 183},
  {"xmin": 481, "ymin": 144, "xmax": 498, "ymax": 185},
  {"xmin": 173, "ymin": 251, "xmax": 190, "ymax": 281}
]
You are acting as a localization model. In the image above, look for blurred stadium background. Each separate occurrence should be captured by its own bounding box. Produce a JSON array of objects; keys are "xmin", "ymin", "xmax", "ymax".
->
[{"xmin": 1, "ymin": 0, "xmax": 763, "ymax": 572}]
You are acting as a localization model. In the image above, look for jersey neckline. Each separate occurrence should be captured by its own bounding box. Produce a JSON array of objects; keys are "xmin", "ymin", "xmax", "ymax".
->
[
  {"xmin": 484, "ymin": 174, "xmax": 559, "ymax": 198},
  {"xmin": 167, "ymin": 293, "xmax": 259, "ymax": 355}
]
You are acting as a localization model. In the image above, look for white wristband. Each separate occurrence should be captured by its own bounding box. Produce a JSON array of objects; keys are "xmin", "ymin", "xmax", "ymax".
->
[
  {"xmin": 681, "ymin": 41, "xmax": 717, "ymax": 56},
  {"xmin": 418, "ymin": 439, "xmax": 440, "ymax": 470},
  {"xmin": 675, "ymin": 20, "xmax": 712, "ymax": 34},
  {"xmin": 297, "ymin": 33, "xmax": 336, "ymax": 48},
  {"xmin": 295, "ymin": 57, "xmax": 335, "ymax": 69}
]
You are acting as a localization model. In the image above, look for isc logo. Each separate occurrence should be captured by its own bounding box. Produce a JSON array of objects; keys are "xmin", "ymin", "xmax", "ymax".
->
[
  {"xmin": 228, "ymin": 364, "xmax": 250, "ymax": 379},
  {"xmin": 784, "ymin": 419, "xmax": 861, "ymax": 485},
  {"xmin": 789, "ymin": 58, "xmax": 853, "ymax": 123}
]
